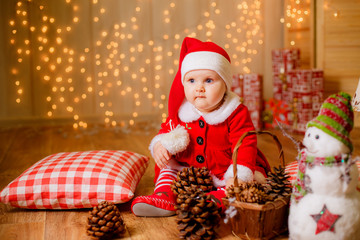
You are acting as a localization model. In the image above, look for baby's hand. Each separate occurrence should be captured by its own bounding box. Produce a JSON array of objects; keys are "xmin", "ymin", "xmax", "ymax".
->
[{"xmin": 153, "ymin": 141, "xmax": 171, "ymax": 169}]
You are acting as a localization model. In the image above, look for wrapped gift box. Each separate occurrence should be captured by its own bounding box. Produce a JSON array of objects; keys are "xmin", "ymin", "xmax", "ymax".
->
[
  {"xmin": 272, "ymin": 49, "xmax": 301, "ymax": 101},
  {"xmin": 232, "ymin": 73, "xmax": 263, "ymax": 130},
  {"xmin": 287, "ymin": 69, "xmax": 324, "ymax": 133},
  {"xmin": 263, "ymin": 98, "xmax": 292, "ymax": 129},
  {"xmin": 231, "ymin": 74, "xmax": 244, "ymax": 101},
  {"xmin": 272, "ymin": 49, "xmax": 301, "ymax": 74}
]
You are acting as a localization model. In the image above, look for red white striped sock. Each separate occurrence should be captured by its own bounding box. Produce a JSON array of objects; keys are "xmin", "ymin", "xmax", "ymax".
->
[
  {"xmin": 131, "ymin": 168, "xmax": 178, "ymax": 216},
  {"xmin": 154, "ymin": 168, "xmax": 178, "ymax": 192}
]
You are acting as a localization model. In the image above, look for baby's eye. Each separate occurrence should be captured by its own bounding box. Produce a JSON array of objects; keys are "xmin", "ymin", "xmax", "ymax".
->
[
  {"xmin": 315, "ymin": 135, "xmax": 320, "ymax": 140},
  {"xmin": 188, "ymin": 78, "xmax": 195, "ymax": 83},
  {"xmin": 205, "ymin": 78, "xmax": 213, "ymax": 83}
]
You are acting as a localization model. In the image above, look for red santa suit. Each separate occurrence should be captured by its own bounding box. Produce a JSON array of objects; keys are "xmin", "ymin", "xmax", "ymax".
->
[
  {"xmin": 131, "ymin": 37, "xmax": 270, "ymax": 217},
  {"xmin": 150, "ymin": 91, "xmax": 270, "ymax": 185}
]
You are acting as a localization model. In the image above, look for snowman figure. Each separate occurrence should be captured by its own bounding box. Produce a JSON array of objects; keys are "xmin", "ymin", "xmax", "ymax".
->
[{"xmin": 288, "ymin": 92, "xmax": 360, "ymax": 240}]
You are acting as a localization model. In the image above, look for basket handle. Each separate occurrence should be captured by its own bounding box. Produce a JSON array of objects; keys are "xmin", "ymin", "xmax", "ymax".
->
[{"xmin": 232, "ymin": 131, "xmax": 284, "ymax": 193}]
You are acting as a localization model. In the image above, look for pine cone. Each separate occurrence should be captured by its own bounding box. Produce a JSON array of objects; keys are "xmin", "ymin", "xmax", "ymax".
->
[
  {"xmin": 175, "ymin": 191, "xmax": 221, "ymax": 240},
  {"xmin": 225, "ymin": 184, "xmax": 236, "ymax": 199},
  {"xmin": 266, "ymin": 165, "xmax": 292, "ymax": 199},
  {"xmin": 86, "ymin": 201, "xmax": 125, "ymax": 240},
  {"xmin": 236, "ymin": 182, "xmax": 270, "ymax": 204},
  {"xmin": 171, "ymin": 166, "xmax": 215, "ymax": 196}
]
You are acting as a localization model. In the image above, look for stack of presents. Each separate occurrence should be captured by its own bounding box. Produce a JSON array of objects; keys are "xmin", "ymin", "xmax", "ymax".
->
[{"xmin": 232, "ymin": 49, "xmax": 323, "ymax": 133}]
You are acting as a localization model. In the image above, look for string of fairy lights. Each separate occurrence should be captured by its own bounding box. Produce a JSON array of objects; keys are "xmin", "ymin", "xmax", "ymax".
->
[
  {"xmin": 281, "ymin": 0, "xmax": 310, "ymax": 47},
  {"xmin": 281, "ymin": 0, "xmax": 340, "ymax": 47},
  {"xmin": 9, "ymin": 0, "xmax": 263, "ymax": 129}
]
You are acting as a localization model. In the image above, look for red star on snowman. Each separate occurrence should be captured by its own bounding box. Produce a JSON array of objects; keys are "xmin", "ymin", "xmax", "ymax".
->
[{"xmin": 311, "ymin": 204, "xmax": 342, "ymax": 235}]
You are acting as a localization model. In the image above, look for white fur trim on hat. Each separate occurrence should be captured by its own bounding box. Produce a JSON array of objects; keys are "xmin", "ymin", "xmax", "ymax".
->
[{"xmin": 181, "ymin": 51, "xmax": 232, "ymax": 90}]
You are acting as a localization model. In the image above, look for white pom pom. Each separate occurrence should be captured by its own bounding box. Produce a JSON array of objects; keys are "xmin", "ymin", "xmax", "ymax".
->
[{"xmin": 160, "ymin": 125, "xmax": 190, "ymax": 155}]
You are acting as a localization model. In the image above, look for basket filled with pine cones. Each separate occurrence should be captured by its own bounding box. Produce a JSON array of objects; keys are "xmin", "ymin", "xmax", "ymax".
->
[{"xmin": 223, "ymin": 131, "xmax": 291, "ymax": 240}]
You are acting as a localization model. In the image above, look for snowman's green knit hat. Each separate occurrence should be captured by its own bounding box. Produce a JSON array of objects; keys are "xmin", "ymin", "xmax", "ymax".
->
[{"xmin": 307, "ymin": 92, "xmax": 354, "ymax": 152}]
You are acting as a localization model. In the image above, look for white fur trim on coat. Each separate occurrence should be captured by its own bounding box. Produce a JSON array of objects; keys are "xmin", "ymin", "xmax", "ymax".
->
[
  {"xmin": 223, "ymin": 164, "xmax": 254, "ymax": 183},
  {"xmin": 211, "ymin": 174, "xmax": 226, "ymax": 188},
  {"xmin": 149, "ymin": 125, "xmax": 190, "ymax": 157},
  {"xmin": 211, "ymin": 164, "xmax": 254, "ymax": 188},
  {"xmin": 178, "ymin": 91, "xmax": 241, "ymax": 124},
  {"xmin": 149, "ymin": 134, "xmax": 162, "ymax": 158}
]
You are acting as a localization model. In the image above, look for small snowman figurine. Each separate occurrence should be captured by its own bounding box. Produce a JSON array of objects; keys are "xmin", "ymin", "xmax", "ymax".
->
[{"xmin": 288, "ymin": 92, "xmax": 360, "ymax": 240}]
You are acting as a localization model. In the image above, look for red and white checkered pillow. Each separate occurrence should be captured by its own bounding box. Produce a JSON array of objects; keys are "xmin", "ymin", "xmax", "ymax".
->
[
  {"xmin": 0, "ymin": 150, "xmax": 149, "ymax": 209},
  {"xmin": 285, "ymin": 161, "xmax": 298, "ymax": 184}
]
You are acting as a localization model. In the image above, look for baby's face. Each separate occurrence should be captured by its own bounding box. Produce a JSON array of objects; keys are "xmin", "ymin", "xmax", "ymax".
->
[{"xmin": 183, "ymin": 69, "xmax": 226, "ymax": 113}]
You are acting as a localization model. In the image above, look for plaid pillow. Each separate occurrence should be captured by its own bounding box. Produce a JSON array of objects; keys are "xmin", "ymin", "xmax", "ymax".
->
[
  {"xmin": 0, "ymin": 150, "xmax": 149, "ymax": 209},
  {"xmin": 285, "ymin": 161, "xmax": 298, "ymax": 184}
]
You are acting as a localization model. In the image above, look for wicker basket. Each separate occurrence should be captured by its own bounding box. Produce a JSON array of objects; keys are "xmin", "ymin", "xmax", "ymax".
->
[{"xmin": 222, "ymin": 131, "xmax": 290, "ymax": 240}]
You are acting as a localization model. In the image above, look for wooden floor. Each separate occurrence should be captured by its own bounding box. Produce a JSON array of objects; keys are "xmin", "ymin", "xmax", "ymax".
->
[{"xmin": 0, "ymin": 124, "xmax": 359, "ymax": 240}]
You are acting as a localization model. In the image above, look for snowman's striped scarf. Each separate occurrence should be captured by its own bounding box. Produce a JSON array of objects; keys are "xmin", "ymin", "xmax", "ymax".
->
[{"xmin": 292, "ymin": 150, "xmax": 351, "ymax": 202}]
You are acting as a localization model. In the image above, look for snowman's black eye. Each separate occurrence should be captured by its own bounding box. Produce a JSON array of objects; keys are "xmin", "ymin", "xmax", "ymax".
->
[
  {"xmin": 308, "ymin": 133, "xmax": 311, "ymax": 137},
  {"xmin": 315, "ymin": 135, "xmax": 319, "ymax": 140}
]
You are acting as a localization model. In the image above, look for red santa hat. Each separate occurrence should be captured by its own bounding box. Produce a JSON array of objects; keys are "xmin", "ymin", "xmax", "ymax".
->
[{"xmin": 168, "ymin": 37, "xmax": 232, "ymax": 119}]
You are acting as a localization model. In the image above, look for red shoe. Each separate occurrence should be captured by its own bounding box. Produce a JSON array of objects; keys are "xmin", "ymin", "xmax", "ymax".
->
[
  {"xmin": 207, "ymin": 189, "xmax": 226, "ymax": 214},
  {"xmin": 131, "ymin": 191, "xmax": 176, "ymax": 217}
]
